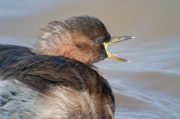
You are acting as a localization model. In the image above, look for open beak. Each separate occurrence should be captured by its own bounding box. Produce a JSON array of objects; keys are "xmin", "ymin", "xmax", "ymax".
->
[{"xmin": 103, "ymin": 36, "xmax": 135, "ymax": 62}]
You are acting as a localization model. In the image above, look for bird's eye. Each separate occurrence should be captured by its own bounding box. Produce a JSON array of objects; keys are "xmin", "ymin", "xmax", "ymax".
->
[
  {"xmin": 76, "ymin": 44, "xmax": 83, "ymax": 49},
  {"xmin": 95, "ymin": 37, "xmax": 103, "ymax": 44}
]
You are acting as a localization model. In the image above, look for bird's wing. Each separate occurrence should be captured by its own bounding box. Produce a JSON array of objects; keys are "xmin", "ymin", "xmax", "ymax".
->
[{"xmin": 0, "ymin": 45, "xmax": 104, "ymax": 93}]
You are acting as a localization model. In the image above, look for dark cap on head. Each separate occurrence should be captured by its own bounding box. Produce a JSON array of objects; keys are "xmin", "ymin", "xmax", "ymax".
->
[{"xmin": 61, "ymin": 16, "xmax": 111, "ymax": 42}]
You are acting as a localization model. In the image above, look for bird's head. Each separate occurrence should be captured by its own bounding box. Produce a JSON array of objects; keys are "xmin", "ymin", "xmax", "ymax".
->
[{"xmin": 33, "ymin": 16, "xmax": 134, "ymax": 65}]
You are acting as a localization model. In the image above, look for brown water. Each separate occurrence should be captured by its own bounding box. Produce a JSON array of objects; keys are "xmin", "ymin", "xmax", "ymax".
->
[{"xmin": 0, "ymin": 0, "xmax": 180, "ymax": 118}]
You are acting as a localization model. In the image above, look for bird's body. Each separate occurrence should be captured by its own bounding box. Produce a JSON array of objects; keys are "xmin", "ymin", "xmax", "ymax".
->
[
  {"xmin": 0, "ymin": 44, "xmax": 115, "ymax": 119},
  {"xmin": 0, "ymin": 16, "xmax": 133, "ymax": 119}
]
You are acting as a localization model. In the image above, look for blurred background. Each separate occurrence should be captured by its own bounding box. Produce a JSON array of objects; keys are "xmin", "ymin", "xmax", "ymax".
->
[{"xmin": 0, "ymin": 0, "xmax": 180, "ymax": 118}]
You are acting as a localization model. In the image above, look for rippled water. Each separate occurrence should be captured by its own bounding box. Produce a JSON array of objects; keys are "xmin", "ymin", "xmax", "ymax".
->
[{"xmin": 0, "ymin": 0, "xmax": 180, "ymax": 118}]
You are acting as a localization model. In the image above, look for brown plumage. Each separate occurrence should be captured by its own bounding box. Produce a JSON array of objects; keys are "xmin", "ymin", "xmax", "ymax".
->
[
  {"xmin": 33, "ymin": 16, "xmax": 110, "ymax": 64},
  {"xmin": 0, "ymin": 16, "xmax": 133, "ymax": 119}
]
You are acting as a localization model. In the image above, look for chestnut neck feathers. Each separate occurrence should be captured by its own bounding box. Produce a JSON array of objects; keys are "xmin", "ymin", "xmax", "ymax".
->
[{"xmin": 33, "ymin": 16, "xmax": 111, "ymax": 65}]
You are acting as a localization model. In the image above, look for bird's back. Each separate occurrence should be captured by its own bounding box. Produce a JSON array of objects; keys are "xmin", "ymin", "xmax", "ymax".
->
[{"xmin": 0, "ymin": 45, "xmax": 115, "ymax": 119}]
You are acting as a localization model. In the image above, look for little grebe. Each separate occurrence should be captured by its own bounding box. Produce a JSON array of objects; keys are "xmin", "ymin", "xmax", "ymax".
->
[{"xmin": 0, "ymin": 16, "xmax": 134, "ymax": 119}]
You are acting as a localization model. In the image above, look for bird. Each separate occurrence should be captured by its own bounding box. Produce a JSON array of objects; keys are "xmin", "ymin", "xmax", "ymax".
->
[{"xmin": 0, "ymin": 16, "xmax": 134, "ymax": 119}]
